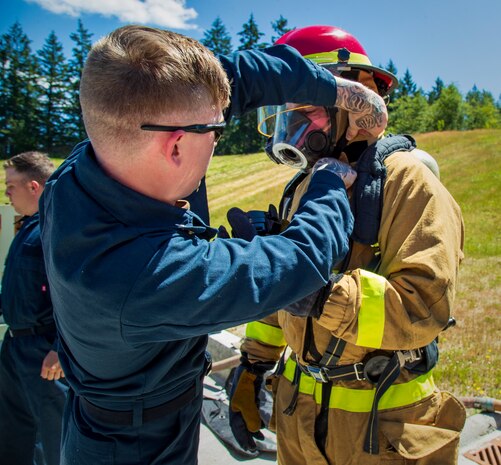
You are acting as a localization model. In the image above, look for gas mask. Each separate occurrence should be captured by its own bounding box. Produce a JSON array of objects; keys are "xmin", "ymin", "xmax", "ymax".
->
[{"xmin": 258, "ymin": 104, "xmax": 340, "ymax": 171}]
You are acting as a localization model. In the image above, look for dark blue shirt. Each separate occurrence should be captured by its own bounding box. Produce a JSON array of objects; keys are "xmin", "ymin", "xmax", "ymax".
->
[
  {"xmin": 39, "ymin": 45, "xmax": 353, "ymax": 409},
  {"xmin": 0, "ymin": 214, "xmax": 53, "ymax": 329}
]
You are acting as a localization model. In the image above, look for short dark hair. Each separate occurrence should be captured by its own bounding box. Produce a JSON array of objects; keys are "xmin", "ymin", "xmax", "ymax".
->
[{"xmin": 3, "ymin": 151, "xmax": 55, "ymax": 185}]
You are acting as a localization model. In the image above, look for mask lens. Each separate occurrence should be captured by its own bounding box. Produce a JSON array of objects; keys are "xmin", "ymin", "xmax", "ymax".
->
[{"xmin": 271, "ymin": 105, "xmax": 333, "ymax": 169}]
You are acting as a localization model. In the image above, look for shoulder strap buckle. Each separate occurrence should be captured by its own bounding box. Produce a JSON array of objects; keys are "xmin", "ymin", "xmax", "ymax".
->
[{"xmin": 305, "ymin": 365, "xmax": 329, "ymax": 383}]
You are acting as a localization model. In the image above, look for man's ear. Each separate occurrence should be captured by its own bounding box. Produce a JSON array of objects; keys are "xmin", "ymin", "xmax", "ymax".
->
[
  {"xmin": 161, "ymin": 130, "xmax": 185, "ymax": 167},
  {"xmin": 30, "ymin": 180, "xmax": 41, "ymax": 194}
]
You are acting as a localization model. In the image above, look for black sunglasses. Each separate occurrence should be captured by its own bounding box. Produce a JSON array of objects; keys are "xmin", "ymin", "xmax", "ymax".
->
[{"xmin": 140, "ymin": 122, "xmax": 226, "ymax": 143}]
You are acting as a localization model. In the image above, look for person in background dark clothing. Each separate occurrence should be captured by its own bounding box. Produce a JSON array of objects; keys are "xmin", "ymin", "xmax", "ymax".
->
[{"xmin": 0, "ymin": 151, "xmax": 66, "ymax": 465}]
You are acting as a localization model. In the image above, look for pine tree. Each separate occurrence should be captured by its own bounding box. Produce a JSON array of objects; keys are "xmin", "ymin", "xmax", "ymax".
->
[
  {"xmin": 0, "ymin": 22, "xmax": 41, "ymax": 158},
  {"xmin": 271, "ymin": 15, "xmax": 293, "ymax": 43},
  {"xmin": 201, "ymin": 18, "xmax": 234, "ymax": 155},
  {"xmin": 37, "ymin": 30, "xmax": 69, "ymax": 155},
  {"xmin": 237, "ymin": 14, "xmax": 265, "ymax": 50},
  {"xmin": 428, "ymin": 77, "xmax": 444, "ymax": 104},
  {"xmin": 384, "ymin": 59, "xmax": 400, "ymax": 104},
  {"xmin": 67, "ymin": 19, "xmax": 93, "ymax": 145},
  {"xmin": 201, "ymin": 17, "xmax": 232, "ymax": 55},
  {"xmin": 399, "ymin": 69, "xmax": 417, "ymax": 97},
  {"xmin": 217, "ymin": 15, "xmax": 267, "ymax": 154},
  {"xmin": 385, "ymin": 59, "xmax": 398, "ymax": 77}
]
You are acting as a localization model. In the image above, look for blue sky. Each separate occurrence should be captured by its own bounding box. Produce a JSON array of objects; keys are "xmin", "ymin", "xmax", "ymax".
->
[{"xmin": 2, "ymin": 0, "xmax": 501, "ymax": 98}]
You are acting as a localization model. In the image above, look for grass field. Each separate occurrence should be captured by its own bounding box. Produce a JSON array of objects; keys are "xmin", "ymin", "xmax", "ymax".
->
[{"xmin": 1, "ymin": 129, "xmax": 499, "ymax": 399}]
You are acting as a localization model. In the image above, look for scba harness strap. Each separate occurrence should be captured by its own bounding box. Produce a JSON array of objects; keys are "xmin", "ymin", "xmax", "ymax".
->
[{"xmin": 351, "ymin": 134, "xmax": 416, "ymax": 245}]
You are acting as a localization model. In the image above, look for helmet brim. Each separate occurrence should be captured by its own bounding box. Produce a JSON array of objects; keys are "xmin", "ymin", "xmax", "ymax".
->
[{"xmin": 323, "ymin": 63, "xmax": 398, "ymax": 96}]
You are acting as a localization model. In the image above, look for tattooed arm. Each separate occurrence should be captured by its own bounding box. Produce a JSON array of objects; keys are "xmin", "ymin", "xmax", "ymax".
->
[{"xmin": 335, "ymin": 76, "xmax": 388, "ymax": 141}]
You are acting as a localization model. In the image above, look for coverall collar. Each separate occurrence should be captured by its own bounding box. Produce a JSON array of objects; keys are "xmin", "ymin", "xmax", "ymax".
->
[{"xmin": 74, "ymin": 141, "xmax": 216, "ymax": 239}]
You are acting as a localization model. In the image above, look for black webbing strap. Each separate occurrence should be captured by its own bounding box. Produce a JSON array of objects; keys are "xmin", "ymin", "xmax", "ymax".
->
[
  {"xmin": 274, "ymin": 345, "xmax": 288, "ymax": 377},
  {"xmin": 319, "ymin": 337, "xmax": 347, "ymax": 368},
  {"xmin": 314, "ymin": 381, "xmax": 333, "ymax": 456},
  {"xmin": 303, "ymin": 316, "xmax": 322, "ymax": 361},
  {"xmin": 363, "ymin": 352, "xmax": 402, "ymax": 454}
]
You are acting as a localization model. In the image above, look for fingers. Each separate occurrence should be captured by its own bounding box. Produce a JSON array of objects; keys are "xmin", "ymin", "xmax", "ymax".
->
[
  {"xmin": 334, "ymin": 76, "xmax": 388, "ymax": 140},
  {"xmin": 41, "ymin": 364, "xmax": 64, "ymax": 381},
  {"xmin": 41, "ymin": 350, "xmax": 65, "ymax": 381}
]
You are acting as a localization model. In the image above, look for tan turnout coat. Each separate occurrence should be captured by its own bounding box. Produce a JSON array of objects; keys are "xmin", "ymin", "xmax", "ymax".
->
[{"xmin": 242, "ymin": 149, "xmax": 466, "ymax": 465}]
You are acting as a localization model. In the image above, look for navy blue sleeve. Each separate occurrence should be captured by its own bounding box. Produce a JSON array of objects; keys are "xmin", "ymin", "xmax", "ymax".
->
[
  {"xmin": 219, "ymin": 44, "xmax": 338, "ymax": 119},
  {"xmin": 121, "ymin": 170, "xmax": 353, "ymax": 343}
]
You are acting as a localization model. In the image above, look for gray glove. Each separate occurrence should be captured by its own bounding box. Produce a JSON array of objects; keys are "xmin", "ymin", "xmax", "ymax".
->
[
  {"xmin": 312, "ymin": 158, "xmax": 357, "ymax": 189},
  {"xmin": 284, "ymin": 273, "xmax": 342, "ymax": 318}
]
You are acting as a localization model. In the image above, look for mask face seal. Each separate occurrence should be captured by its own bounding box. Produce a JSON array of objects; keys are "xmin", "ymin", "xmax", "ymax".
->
[{"xmin": 258, "ymin": 104, "xmax": 337, "ymax": 170}]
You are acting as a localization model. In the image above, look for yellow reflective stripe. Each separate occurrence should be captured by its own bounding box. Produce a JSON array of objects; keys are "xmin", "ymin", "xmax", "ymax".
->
[
  {"xmin": 245, "ymin": 321, "xmax": 285, "ymax": 347},
  {"xmin": 356, "ymin": 270, "xmax": 386, "ymax": 349},
  {"xmin": 283, "ymin": 358, "xmax": 436, "ymax": 412},
  {"xmin": 304, "ymin": 50, "xmax": 372, "ymax": 66}
]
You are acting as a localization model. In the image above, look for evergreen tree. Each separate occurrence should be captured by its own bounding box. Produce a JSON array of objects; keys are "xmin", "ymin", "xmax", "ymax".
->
[
  {"xmin": 428, "ymin": 77, "xmax": 444, "ymax": 104},
  {"xmin": 67, "ymin": 19, "xmax": 93, "ymax": 145},
  {"xmin": 237, "ymin": 14, "xmax": 265, "ymax": 50},
  {"xmin": 219, "ymin": 15, "xmax": 266, "ymax": 154},
  {"xmin": 399, "ymin": 69, "xmax": 417, "ymax": 97},
  {"xmin": 37, "ymin": 30, "xmax": 69, "ymax": 155},
  {"xmin": 385, "ymin": 60, "xmax": 399, "ymax": 104},
  {"xmin": 201, "ymin": 17, "xmax": 232, "ymax": 55},
  {"xmin": 201, "ymin": 17, "xmax": 234, "ymax": 155},
  {"xmin": 0, "ymin": 22, "xmax": 41, "ymax": 158},
  {"xmin": 385, "ymin": 59, "xmax": 398, "ymax": 77},
  {"xmin": 271, "ymin": 15, "xmax": 293, "ymax": 43}
]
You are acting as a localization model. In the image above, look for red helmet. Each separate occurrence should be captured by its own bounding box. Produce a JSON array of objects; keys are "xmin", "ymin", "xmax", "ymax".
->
[{"xmin": 276, "ymin": 25, "xmax": 397, "ymax": 97}]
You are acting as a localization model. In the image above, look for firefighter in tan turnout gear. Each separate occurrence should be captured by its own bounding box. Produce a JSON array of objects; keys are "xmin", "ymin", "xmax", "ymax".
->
[{"xmin": 228, "ymin": 25, "xmax": 466, "ymax": 465}]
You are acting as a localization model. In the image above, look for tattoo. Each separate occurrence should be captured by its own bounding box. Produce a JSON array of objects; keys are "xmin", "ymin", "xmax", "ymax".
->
[
  {"xmin": 356, "ymin": 112, "xmax": 385, "ymax": 130},
  {"xmin": 335, "ymin": 77, "xmax": 386, "ymax": 130}
]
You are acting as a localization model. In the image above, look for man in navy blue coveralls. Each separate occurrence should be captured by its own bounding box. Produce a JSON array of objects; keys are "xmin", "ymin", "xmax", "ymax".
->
[
  {"xmin": 0, "ymin": 151, "xmax": 67, "ymax": 465},
  {"xmin": 39, "ymin": 26, "xmax": 388, "ymax": 465}
]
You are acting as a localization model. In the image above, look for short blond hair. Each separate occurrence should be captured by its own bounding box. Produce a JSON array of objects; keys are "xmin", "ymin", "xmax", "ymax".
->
[{"xmin": 80, "ymin": 25, "xmax": 231, "ymax": 151}]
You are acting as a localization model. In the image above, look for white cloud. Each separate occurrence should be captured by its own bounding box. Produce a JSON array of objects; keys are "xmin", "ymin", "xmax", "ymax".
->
[{"xmin": 26, "ymin": 0, "xmax": 198, "ymax": 29}]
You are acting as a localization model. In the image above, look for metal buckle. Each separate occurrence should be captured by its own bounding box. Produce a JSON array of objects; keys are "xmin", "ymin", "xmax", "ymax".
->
[
  {"xmin": 398, "ymin": 349, "xmax": 422, "ymax": 367},
  {"xmin": 353, "ymin": 362, "xmax": 365, "ymax": 381},
  {"xmin": 306, "ymin": 365, "xmax": 329, "ymax": 383}
]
